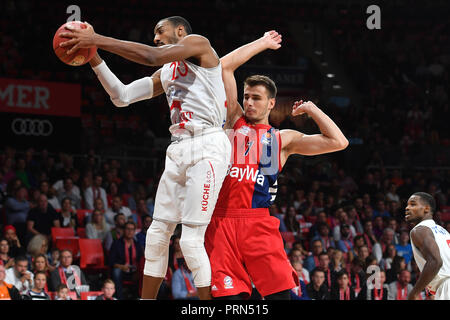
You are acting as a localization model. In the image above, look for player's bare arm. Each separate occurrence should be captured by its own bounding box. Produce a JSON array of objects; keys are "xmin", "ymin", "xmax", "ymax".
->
[
  {"xmin": 280, "ymin": 100, "xmax": 349, "ymax": 166},
  {"xmin": 87, "ymin": 52, "xmax": 164, "ymax": 107},
  {"xmin": 407, "ymin": 226, "xmax": 443, "ymax": 300},
  {"xmin": 59, "ymin": 22, "xmax": 217, "ymax": 67},
  {"xmin": 220, "ymin": 31, "xmax": 282, "ymax": 129}
]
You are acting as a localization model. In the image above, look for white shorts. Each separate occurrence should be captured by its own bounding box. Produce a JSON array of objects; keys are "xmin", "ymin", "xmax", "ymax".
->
[
  {"xmin": 153, "ymin": 128, "xmax": 231, "ymax": 226},
  {"xmin": 435, "ymin": 278, "xmax": 450, "ymax": 300}
]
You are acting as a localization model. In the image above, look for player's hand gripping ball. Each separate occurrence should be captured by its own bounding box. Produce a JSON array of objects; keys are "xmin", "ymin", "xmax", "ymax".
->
[{"xmin": 53, "ymin": 21, "xmax": 97, "ymax": 66}]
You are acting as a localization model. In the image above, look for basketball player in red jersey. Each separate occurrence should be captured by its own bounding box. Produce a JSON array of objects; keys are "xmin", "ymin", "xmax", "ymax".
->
[{"xmin": 205, "ymin": 33, "xmax": 349, "ymax": 300}]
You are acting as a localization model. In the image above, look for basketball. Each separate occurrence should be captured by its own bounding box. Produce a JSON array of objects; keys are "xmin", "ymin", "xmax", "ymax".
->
[{"xmin": 53, "ymin": 21, "xmax": 97, "ymax": 66}]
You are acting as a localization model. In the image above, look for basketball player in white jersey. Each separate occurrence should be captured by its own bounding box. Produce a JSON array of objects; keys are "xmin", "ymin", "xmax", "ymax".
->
[
  {"xmin": 60, "ymin": 16, "xmax": 231, "ymax": 300},
  {"xmin": 405, "ymin": 192, "xmax": 450, "ymax": 300}
]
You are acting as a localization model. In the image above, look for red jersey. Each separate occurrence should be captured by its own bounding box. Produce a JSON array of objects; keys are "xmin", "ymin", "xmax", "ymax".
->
[{"xmin": 215, "ymin": 116, "xmax": 282, "ymax": 211}]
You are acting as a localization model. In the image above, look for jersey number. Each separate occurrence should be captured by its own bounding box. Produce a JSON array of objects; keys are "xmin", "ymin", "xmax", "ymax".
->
[
  {"xmin": 170, "ymin": 61, "xmax": 189, "ymax": 80},
  {"xmin": 447, "ymin": 240, "xmax": 450, "ymax": 248}
]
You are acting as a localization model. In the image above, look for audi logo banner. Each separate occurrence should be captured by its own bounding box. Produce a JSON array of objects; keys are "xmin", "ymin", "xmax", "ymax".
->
[{"xmin": 0, "ymin": 78, "xmax": 81, "ymax": 152}]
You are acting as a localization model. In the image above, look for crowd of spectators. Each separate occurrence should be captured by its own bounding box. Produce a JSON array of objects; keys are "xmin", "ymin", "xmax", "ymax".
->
[{"xmin": 0, "ymin": 144, "xmax": 448, "ymax": 300}]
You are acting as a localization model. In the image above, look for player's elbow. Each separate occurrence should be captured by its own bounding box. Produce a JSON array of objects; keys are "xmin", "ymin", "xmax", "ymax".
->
[
  {"xmin": 339, "ymin": 137, "xmax": 349, "ymax": 150},
  {"xmin": 111, "ymin": 96, "xmax": 129, "ymax": 108}
]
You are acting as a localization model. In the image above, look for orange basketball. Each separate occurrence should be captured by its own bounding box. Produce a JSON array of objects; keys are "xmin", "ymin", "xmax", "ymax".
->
[{"xmin": 53, "ymin": 21, "xmax": 97, "ymax": 66}]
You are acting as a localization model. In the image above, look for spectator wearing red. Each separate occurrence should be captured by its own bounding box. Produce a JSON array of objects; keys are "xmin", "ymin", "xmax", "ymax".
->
[
  {"xmin": 373, "ymin": 228, "xmax": 396, "ymax": 263},
  {"xmin": 318, "ymin": 252, "xmax": 334, "ymax": 291},
  {"xmin": 84, "ymin": 174, "xmax": 108, "ymax": 211},
  {"xmin": 57, "ymin": 197, "xmax": 78, "ymax": 230},
  {"xmin": 361, "ymin": 220, "xmax": 377, "ymax": 253},
  {"xmin": 24, "ymin": 271, "xmax": 50, "ymax": 300},
  {"xmin": 3, "ymin": 225, "xmax": 26, "ymax": 258},
  {"xmin": 311, "ymin": 222, "xmax": 336, "ymax": 250},
  {"xmin": 171, "ymin": 258, "xmax": 198, "ymax": 300},
  {"xmin": 336, "ymin": 224, "xmax": 354, "ymax": 256},
  {"xmin": 365, "ymin": 269, "xmax": 390, "ymax": 300},
  {"xmin": 304, "ymin": 239, "xmax": 324, "ymax": 272},
  {"xmin": 388, "ymin": 270, "xmax": 413, "ymax": 300},
  {"xmin": 348, "ymin": 258, "xmax": 366, "ymax": 298},
  {"xmin": 306, "ymin": 267, "xmax": 330, "ymax": 300},
  {"xmin": 49, "ymin": 249, "xmax": 88, "ymax": 293},
  {"xmin": 31, "ymin": 253, "xmax": 54, "ymax": 292},
  {"xmin": 105, "ymin": 195, "xmax": 133, "ymax": 229}
]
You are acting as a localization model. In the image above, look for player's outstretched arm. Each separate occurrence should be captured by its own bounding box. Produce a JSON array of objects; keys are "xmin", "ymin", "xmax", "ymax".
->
[
  {"xmin": 59, "ymin": 22, "xmax": 213, "ymax": 67},
  {"xmin": 220, "ymin": 31, "xmax": 282, "ymax": 129},
  {"xmin": 280, "ymin": 100, "xmax": 348, "ymax": 162},
  {"xmin": 407, "ymin": 226, "xmax": 443, "ymax": 300},
  {"xmin": 88, "ymin": 53, "xmax": 163, "ymax": 107}
]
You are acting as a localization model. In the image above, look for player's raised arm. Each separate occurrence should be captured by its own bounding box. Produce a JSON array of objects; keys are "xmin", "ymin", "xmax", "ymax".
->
[
  {"xmin": 280, "ymin": 100, "xmax": 348, "ymax": 163},
  {"xmin": 88, "ymin": 53, "xmax": 163, "ymax": 107},
  {"xmin": 407, "ymin": 226, "xmax": 443, "ymax": 300},
  {"xmin": 59, "ymin": 22, "xmax": 214, "ymax": 67},
  {"xmin": 220, "ymin": 31, "xmax": 282, "ymax": 129}
]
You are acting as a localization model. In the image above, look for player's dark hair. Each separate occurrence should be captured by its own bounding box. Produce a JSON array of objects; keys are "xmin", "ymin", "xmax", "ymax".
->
[
  {"xmin": 244, "ymin": 75, "xmax": 277, "ymax": 99},
  {"xmin": 412, "ymin": 192, "xmax": 436, "ymax": 214},
  {"xmin": 164, "ymin": 16, "xmax": 192, "ymax": 35}
]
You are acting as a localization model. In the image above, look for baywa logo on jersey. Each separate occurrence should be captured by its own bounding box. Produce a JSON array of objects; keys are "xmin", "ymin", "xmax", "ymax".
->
[
  {"xmin": 261, "ymin": 132, "xmax": 272, "ymax": 146},
  {"xmin": 228, "ymin": 165, "xmax": 265, "ymax": 186},
  {"xmin": 224, "ymin": 276, "xmax": 234, "ymax": 289}
]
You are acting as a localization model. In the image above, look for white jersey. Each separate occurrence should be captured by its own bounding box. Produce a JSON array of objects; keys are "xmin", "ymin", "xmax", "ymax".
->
[
  {"xmin": 410, "ymin": 219, "xmax": 450, "ymax": 293},
  {"xmin": 160, "ymin": 59, "xmax": 227, "ymax": 137}
]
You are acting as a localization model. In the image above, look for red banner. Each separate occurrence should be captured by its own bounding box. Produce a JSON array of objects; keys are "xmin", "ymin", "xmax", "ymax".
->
[{"xmin": 0, "ymin": 78, "xmax": 81, "ymax": 117}]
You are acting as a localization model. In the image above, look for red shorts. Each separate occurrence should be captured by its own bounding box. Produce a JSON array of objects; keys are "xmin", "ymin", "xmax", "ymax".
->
[{"xmin": 205, "ymin": 208, "xmax": 298, "ymax": 298}]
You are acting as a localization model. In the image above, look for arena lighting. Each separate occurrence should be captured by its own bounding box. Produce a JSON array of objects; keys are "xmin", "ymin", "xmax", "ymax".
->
[
  {"xmin": 332, "ymin": 84, "xmax": 342, "ymax": 89},
  {"xmin": 314, "ymin": 50, "xmax": 323, "ymax": 55},
  {"xmin": 326, "ymin": 73, "xmax": 335, "ymax": 78}
]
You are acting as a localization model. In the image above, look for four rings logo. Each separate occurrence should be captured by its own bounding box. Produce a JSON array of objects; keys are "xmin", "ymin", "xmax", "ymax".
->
[{"xmin": 11, "ymin": 118, "xmax": 54, "ymax": 136}]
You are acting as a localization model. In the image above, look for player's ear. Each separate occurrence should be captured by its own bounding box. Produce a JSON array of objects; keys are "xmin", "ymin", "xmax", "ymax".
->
[{"xmin": 177, "ymin": 25, "xmax": 185, "ymax": 37}]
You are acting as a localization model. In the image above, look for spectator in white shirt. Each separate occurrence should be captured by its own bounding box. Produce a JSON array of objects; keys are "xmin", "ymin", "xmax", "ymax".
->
[
  {"xmin": 105, "ymin": 195, "xmax": 132, "ymax": 229},
  {"xmin": 5, "ymin": 255, "xmax": 34, "ymax": 295}
]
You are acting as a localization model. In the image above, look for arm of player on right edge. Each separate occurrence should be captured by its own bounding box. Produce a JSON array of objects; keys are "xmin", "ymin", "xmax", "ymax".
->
[
  {"xmin": 89, "ymin": 53, "xmax": 164, "ymax": 107},
  {"xmin": 220, "ymin": 31, "xmax": 282, "ymax": 129},
  {"xmin": 407, "ymin": 226, "xmax": 443, "ymax": 300}
]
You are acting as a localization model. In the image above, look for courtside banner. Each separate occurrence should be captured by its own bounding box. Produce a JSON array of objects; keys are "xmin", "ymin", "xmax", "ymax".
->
[{"xmin": 0, "ymin": 78, "xmax": 81, "ymax": 118}]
